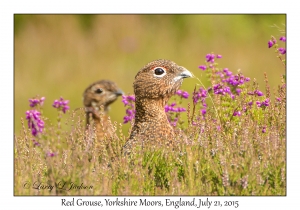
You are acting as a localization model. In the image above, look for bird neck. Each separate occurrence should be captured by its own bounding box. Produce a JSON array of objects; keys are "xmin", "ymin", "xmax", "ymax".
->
[
  {"xmin": 85, "ymin": 107, "xmax": 108, "ymax": 127},
  {"xmin": 135, "ymin": 97, "xmax": 168, "ymax": 122}
]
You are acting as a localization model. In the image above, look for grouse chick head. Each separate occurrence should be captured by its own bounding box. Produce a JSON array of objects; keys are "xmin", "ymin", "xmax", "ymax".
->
[{"xmin": 83, "ymin": 80, "xmax": 123, "ymax": 112}]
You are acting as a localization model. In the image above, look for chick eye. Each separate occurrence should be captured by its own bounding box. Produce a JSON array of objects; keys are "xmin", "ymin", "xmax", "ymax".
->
[
  {"xmin": 153, "ymin": 67, "xmax": 166, "ymax": 77},
  {"xmin": 95, "ymin": 88, "xmax": 103, "ymax": 94}
]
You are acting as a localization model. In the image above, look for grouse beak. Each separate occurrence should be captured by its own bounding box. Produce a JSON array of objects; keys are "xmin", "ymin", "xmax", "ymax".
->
[
  {"xmin": 115, "ymin": 89, "xmax": 124, "ymax": 96},
  {"xmin": 179, "ymin": 67, "xmax": 192, "ymax": 79},
  {"xmin": 173, "ymin": 67, "xmax": 192, "ymax": 82}
]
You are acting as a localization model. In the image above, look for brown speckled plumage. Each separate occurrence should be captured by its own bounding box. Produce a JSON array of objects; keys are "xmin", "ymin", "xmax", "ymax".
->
[
  {"xmin": 83, "ymin": 80, "xmax": 123, "ymax": 140},
  {"xmin": 123, "ymin": 59, "xmax": 192, "ymax": 154}
]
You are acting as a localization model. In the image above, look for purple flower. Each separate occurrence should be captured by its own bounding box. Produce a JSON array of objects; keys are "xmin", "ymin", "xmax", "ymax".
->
[
  {"xmin": 177, "ymin": 107, "xmax": 186, "ymax": 112},
  {"xmin": 122, "ymin": 95, "xmax": 136, "ymax": 124},
  {"xmin": 169, "ymin": 117, "xmax": 178, "ymax": 127},
  {"xmin": 198, "ymin": 65, "xmax": 207, "ymax": 71},
  {"xmin": 29, "ymin": 99, "xmax": 39, "ymax": 107},
  {"xmin": 254, "ymin": 90, "xmax": 264, "ymax": 96},
  {"xmin": 176, "ymin": 90, "xmax": 189, "ymax": 99},
  {"xmin": 201, "ymin": 109, "xmax": 206, "ymax": 116},
  {"xmin": 32, "ymin": 139, "xmax": 40, "ymax": 146},
  {"xmin": 278, "ymin": 48, "xmax": 286, "ymax": 55},
  {"xmin": 29, "ymin": 96, "xmax": 45, "ymax": 107},
  {"xmin": 165, "ymin": 101, "xmax": 186, "ymax": 127},
  {"xmin": 212, "ymin": 65, "xmax": 251, "ymax": 99},
  {"xmin": 165, "ymin": 105, "xmax": 170, "ymax": 112},
  {"xmin": 256, "ymin": 98, "xmax": 270, "ymax": 108},
  {"xmin": 213, "ymin": 84, "xmax": 232, "ymax": 96},
  {"xmin": 182, "ymin": 91, "xmax": 189, "ymax": 99},
  {"xmin": 193, "ymin": 87, "xmax": 207, "ymax": 105},
  {"xmin": 279, "ymin": 36, "xmax": 286, "ymax": 42},
  {"xmin": 47, "ymin": 152, "xmax": 56, "ymax": 157},
  {"xmin": 127, "ymin": 95, "xmax": 135, "ymax": 101},
  {"xmin": 176, "ymin": 90, "xmax": 182, "ymax": 95},
  {"xmin": 199, "ymin": 53, "xmax": 223, "ymax": 71},
  {"xmin": 268, "ymin": 37, "xmax": 277, "ymax": 48},
  {"xmin": 262, "ymin": 126, "xmax": 266, "ymax": 133},
  {"xmin": 263, "ymin": 98, "xmax": 270, "ymax": 106},
  {"xmin": 227, "ymin": 77, "xmax": 237, "ymax": 86},
  {"xmin": 25, "ymin": 110, "xmax": 44, "ymax": 136},
  {"xmin": 40, "ymin": 97, "xmax": 45, "ymax": 105},
  {"xmin": 224, "ymin": 70, "xmax": 232, "ymax": 77},
  {"xmin": 268, "ymin": 40, "xmax": 274, "ymax": 48},
  {"xmin": 53, "ymin": 97, "xmax": 70, "ymax": 113},
  {"xmin": 233, "ymin": 110, "xmax": 241, "ymax": 117},
  {"xmin": 123, "ymin": 113, "xmax": 135, "ymax": 124},
  {"xmin": 227, "ymin": 75, "xmax": 247, "ymax": 86},
  {"xmin": 165, "ymin": 103, "xmax": 186, "ymax": 113},
  {"xmin": 256, "ymin": 101, "xmax": 261, "ymax": 107},
  {"xmin": 216, "ymin": 71, "xmax": 224, "ymax": 78},
  {"xmin": 276, "ymin": 97, "xmax": 281, "ymax": 102},
  {"xmin": 126, "ymin": 109, "xmax": 135, "ymax": 116},
  {"xmin": 122, "ymin": 95, "xmax": 135, "ymax": 106},
  {"xmin": 206, "ymin": 54, "xmax": 215, "ymax": 63}
]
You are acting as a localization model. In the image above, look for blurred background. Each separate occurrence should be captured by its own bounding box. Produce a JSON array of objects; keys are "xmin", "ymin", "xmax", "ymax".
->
[{"xmin": 14, "ymin": 14, "xmax": 286, "ymax": 133}]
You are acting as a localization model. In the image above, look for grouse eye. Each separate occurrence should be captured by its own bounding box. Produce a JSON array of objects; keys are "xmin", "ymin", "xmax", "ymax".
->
[
  {"xmin": 154, "ymin": 68, "xmax": 165, "ymax": 75},
  {"xmin": 153, "ymin": 67, "xmax": 166, "ymax": 78},
  {"xmin": 95, "ymin": 88, "xmax": 103, "ymax": 94}
]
